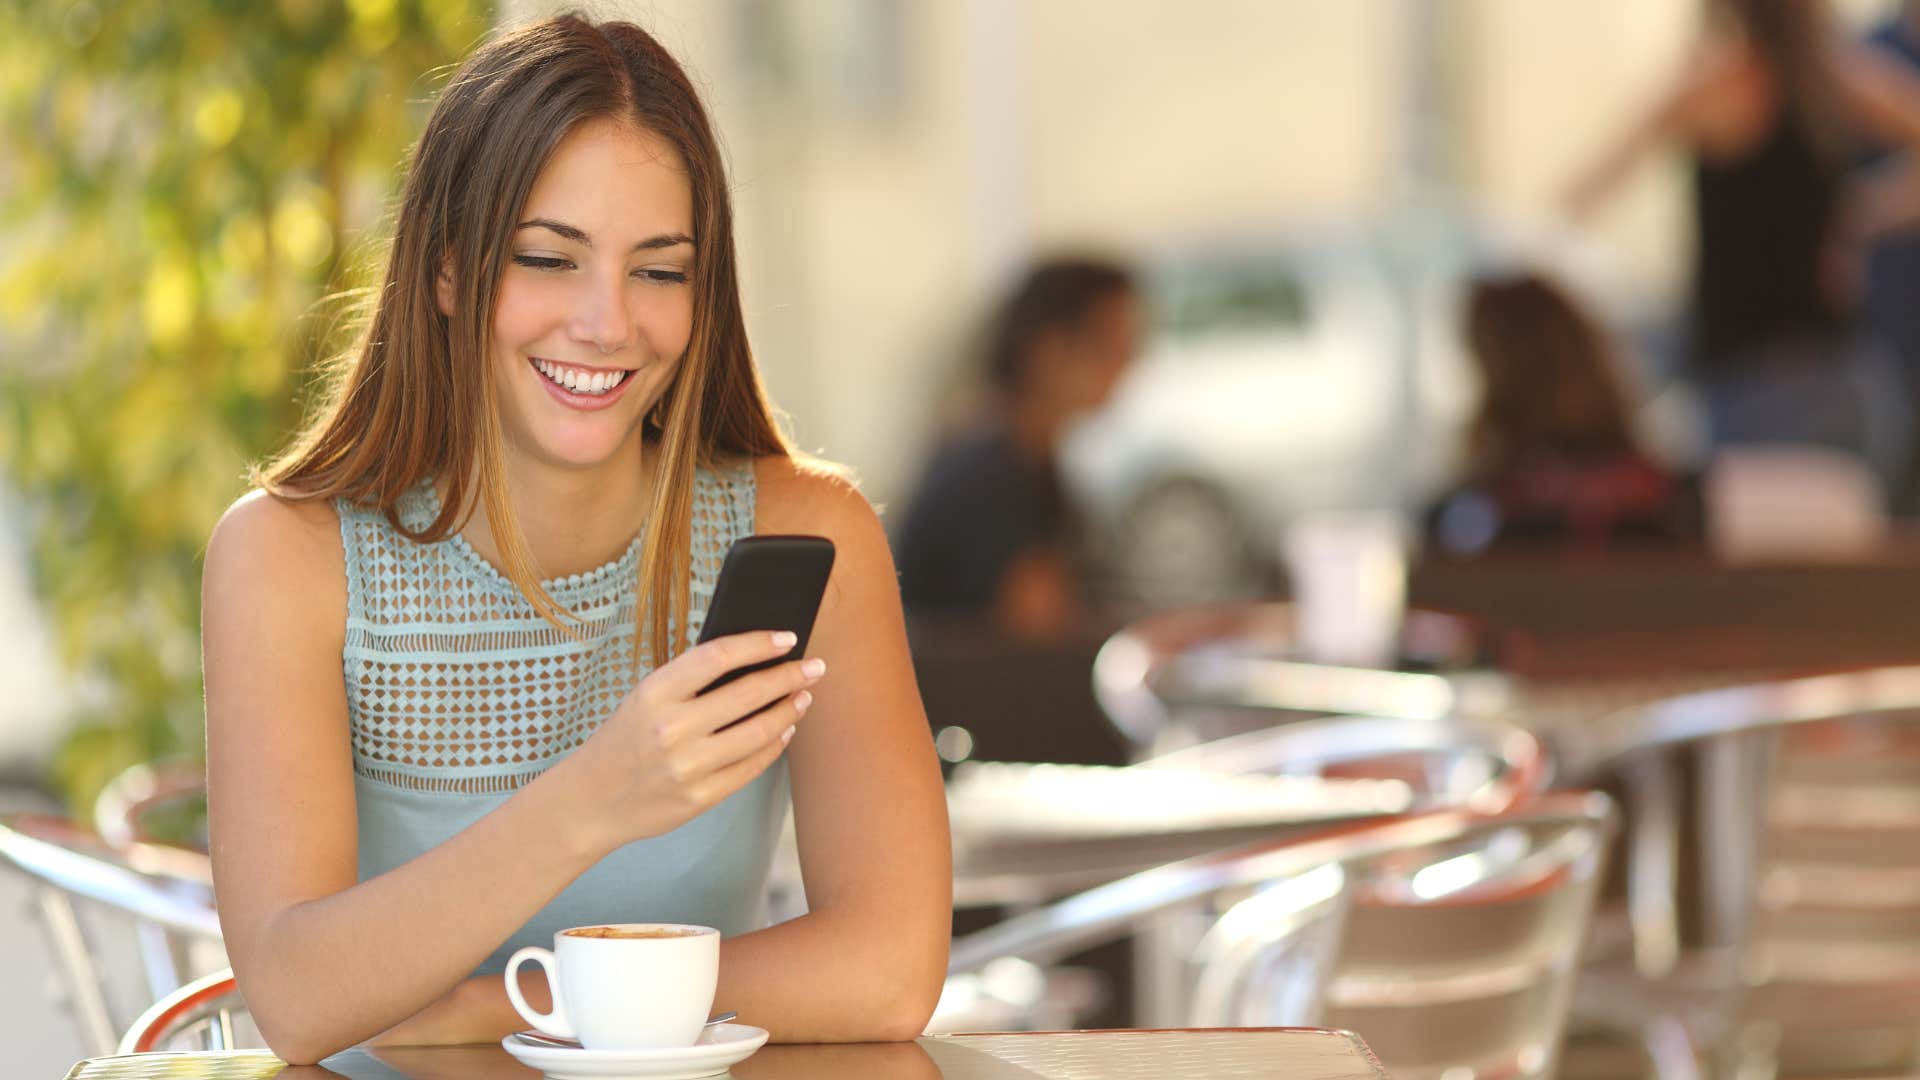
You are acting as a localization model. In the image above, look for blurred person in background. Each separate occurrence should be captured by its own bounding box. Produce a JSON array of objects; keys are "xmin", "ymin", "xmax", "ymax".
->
[
  {"xmin": 1428, "ymin": 272, "xmax": 1703, "ymax": 556},
  {"xmin": 893, "ymin": 258, "xmax": 1140, "ymax": 640},
  {"xmin": 200, "ymin": 14, "xmax": 948, "ymax": 1064},
  {"xmin": 1861, "ymin": 0, "xmax": 1920, "ymax": 512},
  {"xmin": 1565, "ymin": 0, "xmax": 1920, "ymax": 498}
]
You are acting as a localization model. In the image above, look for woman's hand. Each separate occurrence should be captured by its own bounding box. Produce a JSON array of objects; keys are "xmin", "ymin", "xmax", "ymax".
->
[{"xmin": 569, "ymin": 630, "xmax": 824, "ymax": 852}]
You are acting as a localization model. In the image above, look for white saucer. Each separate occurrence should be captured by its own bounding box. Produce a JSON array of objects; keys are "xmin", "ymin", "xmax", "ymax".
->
[{"xmin": 500, "ymin": 1022, "xmax": 770, "ymax": 1079}]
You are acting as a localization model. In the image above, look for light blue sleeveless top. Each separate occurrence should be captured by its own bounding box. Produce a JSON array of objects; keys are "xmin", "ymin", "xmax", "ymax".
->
[{"xmin": 335, "ymin": 461, "xmax": 788, "ymax": 975}]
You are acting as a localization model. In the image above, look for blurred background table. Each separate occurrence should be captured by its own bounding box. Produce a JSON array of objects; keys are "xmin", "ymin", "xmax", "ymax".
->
[{"xmin": 1412, "ymin": 548, "xmax": 1920, "ymax": 677}]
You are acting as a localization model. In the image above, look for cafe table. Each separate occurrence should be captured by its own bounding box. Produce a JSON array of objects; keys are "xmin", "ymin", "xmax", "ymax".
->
[{"xmin": 64, "ymin": 1028, "xmax": 1390, "ymax": 1080}]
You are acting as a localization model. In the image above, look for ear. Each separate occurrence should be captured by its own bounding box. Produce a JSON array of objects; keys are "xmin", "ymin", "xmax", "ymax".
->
[{"xmin": 435, "ymin": 257, "xmax": 455, "ymax": 318}]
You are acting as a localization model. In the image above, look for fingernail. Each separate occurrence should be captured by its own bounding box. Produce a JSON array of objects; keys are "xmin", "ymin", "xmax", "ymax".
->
[
  {"xmin": 781, "ymin": 725, "xmax": 796, "ymax": 745},
  {"xmin": 795, "ymin": 690, "xmax": 813, "ymax": 714},
  {"xmin": 801, "ymin": 658, "xmax": 826, "ymax": 678},
  {"xmin": 772, "ymin": 631, "xmax": 798, "ymax": 649}
]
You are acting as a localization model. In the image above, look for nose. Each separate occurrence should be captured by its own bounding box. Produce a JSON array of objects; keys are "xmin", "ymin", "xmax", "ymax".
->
[{"xmin": 568, "ymin": 272, "xmax": 631, "ymax": 355}]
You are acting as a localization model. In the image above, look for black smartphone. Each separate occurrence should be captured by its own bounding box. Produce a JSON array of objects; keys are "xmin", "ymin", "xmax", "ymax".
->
[{"xmin": 695, "ymin": 534, "xmax": 836, "ymax": 697}]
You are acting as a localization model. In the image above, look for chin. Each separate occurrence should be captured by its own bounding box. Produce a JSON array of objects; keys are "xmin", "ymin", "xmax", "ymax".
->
[
  {"xmin": 505, "ymin": 415, "xmax": 644, "ymax": 473},
  {"xmin": 540, "ymin": 434, "xmax": 644, "ymax": 472}
]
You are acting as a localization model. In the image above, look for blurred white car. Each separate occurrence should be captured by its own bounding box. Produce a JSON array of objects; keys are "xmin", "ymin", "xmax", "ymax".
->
[{"xmin": 1060, "ymin": 226, "xmax": 1480, "ymax": 606}]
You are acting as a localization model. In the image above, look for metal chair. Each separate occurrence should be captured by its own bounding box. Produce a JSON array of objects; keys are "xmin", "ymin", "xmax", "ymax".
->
[
  {"xmin": 948, "ymin": 792, "xmax": 1616, "ymax": 1080},
  {"xmin": 115, "ymin": 967, "xmax": 254, "ymax": 1054},
  {"xmin": 0, "ymin": 813, "xmax": 219, "ymax": 1057},
  {"xmin": 1092, "ymin": 601, "xmax": 1517, "ymax": 754},
  {"xmin": 89, "ymin": 757, "xmax": 223, "ymax": 1015},
  {"xmin": 941, "ymin": 712, "xmax": 1548, "ymax": 909},
  {"xmin": 1138, "ymin": 711, "xmax": 1550, "ymax": 810},
  {"xmin": 1563, "ymin": 665, "xmax": 1920, "ymax": 1078}
]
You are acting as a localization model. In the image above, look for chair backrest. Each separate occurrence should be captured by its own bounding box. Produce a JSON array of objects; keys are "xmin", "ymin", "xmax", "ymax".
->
[
  {"xmin": 1092, "ymin": 601, "xmax": 1515, "ymax": 752},
  {"xmin": 1182, "ymin": 799, "xmax": 1610, "ymax": 1080},
  {"xmin": 948, "ymin": 793, "xmax": 1614, "ymax": 1080},
  {"xmin": 116, "ymin": 967, "xmax": 257, "ymax": 1055},
  {"xmin": 1140, "ymin": 712, "xmax": 1550, "ymax": 814},
  {"xmin": 1568, "ymin": 666, "xmax": 1920, "ymax": 1075},
  {"xmin": 940, "ymin": 714, "xmax": 1549, "ymax": 909}
]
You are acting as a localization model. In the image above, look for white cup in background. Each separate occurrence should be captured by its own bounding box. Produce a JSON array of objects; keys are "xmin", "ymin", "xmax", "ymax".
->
[
  {"xmin": 1281, "ymin": 511, "xmax": 1409, "ymax": 668},
  {"xmin": 505, "ymin": 923, "xmax": 720, "ymax": 1051}
]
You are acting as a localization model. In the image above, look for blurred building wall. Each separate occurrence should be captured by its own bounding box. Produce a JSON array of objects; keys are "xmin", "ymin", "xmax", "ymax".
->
[
  {"xmin": 509, "ymin": 0, "xmax": 1409, "ymax": 503},
  {"xmin": 1456, "ymin": 0, "xmax": 1695, "ymax": 307},
  {"xmin": 500, "ymin": 1, "xmax": 1900, "ymax": 505}
]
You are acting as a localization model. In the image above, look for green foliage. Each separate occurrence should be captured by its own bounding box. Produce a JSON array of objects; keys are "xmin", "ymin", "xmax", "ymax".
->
[{"xmin": 0, "ymin": 0, "xmax": 491, "ymax": 810}]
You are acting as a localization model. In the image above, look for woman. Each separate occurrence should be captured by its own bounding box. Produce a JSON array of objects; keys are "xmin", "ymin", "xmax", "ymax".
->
[
  {"xmin": 893, "ymin": 258, "xmax": 1139, "ymax": 638},
  {"xmin": 1565, "ymin": 0, "xmax": 1920, "ymax": 490},
  {"xmin": 201, "ymin": 14, "xmax": 950, "ymax": 1064},
  {"xmin": 1428, "ymin": 272, "xmax": 1700, "ymax": 555}
]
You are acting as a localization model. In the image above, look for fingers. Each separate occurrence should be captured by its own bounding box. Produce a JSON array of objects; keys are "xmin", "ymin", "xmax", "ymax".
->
[
  {"xmin": 650, "ymin": 631, "xmax": 799, "ymax": 701},
  {"xmin": 688, "ymin": 655, "xmax": 825, "ymax": 736},
  {"xmin": 692, "ymin": 707, "xmax": 804, "ymax": 808},
  {"xmin": 691, "ymin": 687, "xmax": 813, "ymax": 776}
]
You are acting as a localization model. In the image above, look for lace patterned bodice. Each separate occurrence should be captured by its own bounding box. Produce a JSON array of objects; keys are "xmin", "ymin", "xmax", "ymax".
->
[{"xmin": 334, "ymin": 460, "xmax": 789, "ymax": 972}]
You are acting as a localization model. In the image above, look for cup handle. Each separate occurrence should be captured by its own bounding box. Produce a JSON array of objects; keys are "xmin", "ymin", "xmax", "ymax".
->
[{"xmin": 505, "ymin": 946, "xmax": 574, "ymax": 1039}]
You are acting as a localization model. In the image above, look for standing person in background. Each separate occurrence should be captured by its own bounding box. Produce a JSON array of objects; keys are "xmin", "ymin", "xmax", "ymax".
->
[
  {"xmin": 893, "ymin": 259, "xmax": 1141, "ymax": 640},
  {"xmin": 1861, "ymin": 0, "xmax": 1920, "ymax": 512},
  {"xmin": 1565, "ymin": 0, "xmax": 1920, "ymax": 496},
  {"xmin": 1428, "ymin": 272, "xmax": 1702, "ymax": 556}
]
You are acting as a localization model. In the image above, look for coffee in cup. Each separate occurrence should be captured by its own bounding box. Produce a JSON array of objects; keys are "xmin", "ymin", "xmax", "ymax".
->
[
  {"xmin": 505, "ymin": 922, "xmax": 720, "ymax": 1051},
  {"xmin": 563, "ymin": 926, "xmax": 706, "ymax": 940}
]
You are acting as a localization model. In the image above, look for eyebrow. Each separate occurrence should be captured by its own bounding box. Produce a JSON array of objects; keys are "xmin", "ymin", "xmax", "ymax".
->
[{"xmin": 515, "ymin": 218, "xmax": 695, "ymax": 252}]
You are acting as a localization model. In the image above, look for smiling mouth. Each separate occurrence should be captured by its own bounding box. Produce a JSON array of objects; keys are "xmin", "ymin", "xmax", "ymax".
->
[{"xmin": 531, "ymin": 357, "xmax": 634, "ymax": 396}]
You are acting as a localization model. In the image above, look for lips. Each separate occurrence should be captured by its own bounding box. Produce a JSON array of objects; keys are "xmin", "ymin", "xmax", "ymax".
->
[{"xmin": 529, "ymin": 356, "xmax": 638, "ymax": 412}]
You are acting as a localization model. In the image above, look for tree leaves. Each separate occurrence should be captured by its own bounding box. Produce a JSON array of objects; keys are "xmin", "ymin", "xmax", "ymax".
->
[{"xmin": 0, "ymin": 0, "xmax": 489, "ymax": 809}]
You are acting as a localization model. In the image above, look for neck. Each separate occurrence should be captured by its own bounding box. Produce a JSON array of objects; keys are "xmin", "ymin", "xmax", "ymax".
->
[
  {"xmin": 1004, "ymin": 401, "xmax": 1063, "ymax": 465},
  {"xmin": 458, "ymin": 442, "xmax": 657, "ymax": 581}
]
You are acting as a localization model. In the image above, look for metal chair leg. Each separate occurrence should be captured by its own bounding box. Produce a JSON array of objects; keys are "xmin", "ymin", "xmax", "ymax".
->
[
  {"xmin": 133, "ymin": 921, "xmax": 181, "ymax": 1004},
  {"xmin": 1624, "ymin": 754, "xmax": 1682, "ymax": 979},
  {"xmin": 36, "ymin": 885, "xmax": 116, "ymax": 1056},
  {"xmin": 1698, "ymin": 733, "xmax": 1768, "ymax": 956}
]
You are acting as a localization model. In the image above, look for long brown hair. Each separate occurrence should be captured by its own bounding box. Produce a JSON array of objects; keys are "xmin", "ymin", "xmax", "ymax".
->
[
  {"xmin": 257, "ymin": 13, "xmax": 791, "ymax": 668},
  {"xmin": 1464, "ymin": 272, "xmax": 1642, "ymax": 480}
]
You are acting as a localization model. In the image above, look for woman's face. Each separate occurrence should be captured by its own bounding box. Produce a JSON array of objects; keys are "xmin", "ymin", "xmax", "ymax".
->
[{"xmin": 452, "ymin": 117, "xmax": 696, "ymax": 476}]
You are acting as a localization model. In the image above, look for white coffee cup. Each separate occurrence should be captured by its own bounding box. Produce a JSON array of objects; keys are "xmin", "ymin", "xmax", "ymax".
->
[
  {"xmin": 1281, "ymin": 511, "xmax": 1408, "ymax": 668},
  {"xmin": 505, "ymin": 923, "xmax": 720, "ymax": 1051}
]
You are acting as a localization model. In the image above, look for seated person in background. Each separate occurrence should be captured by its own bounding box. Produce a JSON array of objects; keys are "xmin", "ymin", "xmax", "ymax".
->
[
  {"xmin": 893, "ymin": 258, "xmax": 1141, "ymax": 638},
  {"xmin": 1429, "ymin": 272, "xmax": 1703, "ymax": 556}
]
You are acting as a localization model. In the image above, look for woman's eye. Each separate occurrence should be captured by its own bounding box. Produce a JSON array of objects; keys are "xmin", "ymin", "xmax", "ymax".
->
[
  {"xmin": 634, "ymin": 268, "xmax": 690, "ymax": 285},
  {"xmin": 512, "ymin": 254, "xmax": 572, "ymax": 271}
]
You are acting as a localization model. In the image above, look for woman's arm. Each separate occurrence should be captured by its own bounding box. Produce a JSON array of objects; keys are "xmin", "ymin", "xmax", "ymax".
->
[
  {"xmin": 715, "ymin": 460, "xmax": 951, "ymax": 1040},
  {"xmin": 204, "ymin": 492, "xmax": 816, "ymax": 1063},
  {"xmin": 1841, "ymin": 42, "xmax": 1920, "ymax": 151},
  {"xmin": 1563, "ymin": 39, "xmax": 1728, "ymax": 221},
  {"xmin": 1837, "ymin": 45, "xmax": 1920, "ymax": 239}
]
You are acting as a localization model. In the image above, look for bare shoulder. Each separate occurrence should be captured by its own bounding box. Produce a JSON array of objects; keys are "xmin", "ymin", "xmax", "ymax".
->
[
  {"xmin": 204, "ymin": 489, "xmax": 346, "ymax": 634},
  {"xmin": 752, "ymin": 454, "xmax": 884, "ymax": 546},
  {"xmin": 208, "ymin": 488, "xmax": 343, "ymax": 569}
]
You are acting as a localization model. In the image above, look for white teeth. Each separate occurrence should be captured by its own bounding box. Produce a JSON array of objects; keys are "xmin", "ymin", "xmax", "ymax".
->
[{"xmin": 533, "ymin": 359, "xmax": 626, "ymax": 396}]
